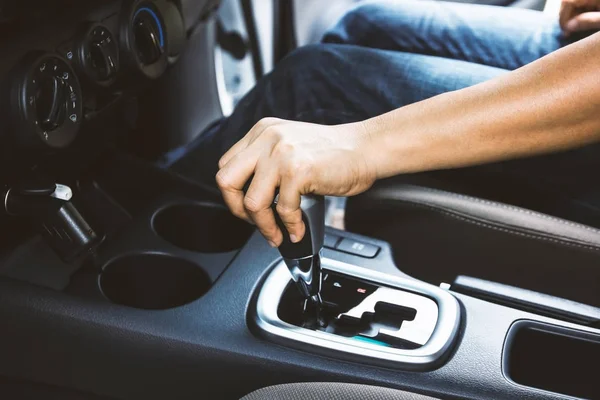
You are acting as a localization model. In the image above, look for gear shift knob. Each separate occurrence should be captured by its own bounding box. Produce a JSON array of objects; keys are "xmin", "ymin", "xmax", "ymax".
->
[{"xmin": 273, "ymin": 195, "xmax": 325, "ymax": 304}]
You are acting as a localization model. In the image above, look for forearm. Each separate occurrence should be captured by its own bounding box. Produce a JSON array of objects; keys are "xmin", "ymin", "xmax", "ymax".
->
[{"xmin": 363, "ymin": 32, "xmax": 600, "ymax": 179}]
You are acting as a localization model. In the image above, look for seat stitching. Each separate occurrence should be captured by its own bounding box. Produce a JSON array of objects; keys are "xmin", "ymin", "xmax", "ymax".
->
[
  {"xmin": 367, "ymin": 200, "xmax": 600, "ymax": 253},
  {"xmin": 392, "ymin": 186, "xmax": 600, "ymax": 235}
]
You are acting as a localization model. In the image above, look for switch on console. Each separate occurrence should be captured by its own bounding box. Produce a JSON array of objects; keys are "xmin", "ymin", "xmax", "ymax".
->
[
  {"xmin": 324, "ymin": 234, "xmax": 380, "ymax": 259},
  {"xmin": 336, "ymin": 238, "xmax": 379, "ymax": 258}
]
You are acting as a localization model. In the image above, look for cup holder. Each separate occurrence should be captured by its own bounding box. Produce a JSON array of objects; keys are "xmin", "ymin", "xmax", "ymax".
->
[
  {"xmin": 152, "ymin": 202, "xmax": 254, "ymax": 253},
  {"xmin": 100, "ymin": 254, "xmax": 211, "ymax": 310}
]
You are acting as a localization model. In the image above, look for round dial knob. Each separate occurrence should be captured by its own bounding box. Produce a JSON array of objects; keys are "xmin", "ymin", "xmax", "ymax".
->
[
  {"xmin": 120, "ymin": 0, "xmax": 168, "ymax": 80},
  {"xmin": 10, "ymin": 53, "xmax": 83, "ymax": 150},
  {"xmin": 133, "ymin": 7, "xmax": 165, "ymax": 65},
  {"xmin": 76, "ymin": 24, "xmax": 119, "ymax": 86},
  {"xmin": 154, "ymin": 0, "xmax": 185, "ymax": 64}
]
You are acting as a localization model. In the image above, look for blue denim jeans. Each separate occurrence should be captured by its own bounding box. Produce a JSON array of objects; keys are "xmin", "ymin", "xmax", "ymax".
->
[{"xmin": 165, "ymin": 0, "xmax": 600, "ymax": 227}]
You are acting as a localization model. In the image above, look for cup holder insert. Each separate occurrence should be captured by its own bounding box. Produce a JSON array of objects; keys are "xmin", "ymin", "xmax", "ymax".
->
[
  {"xmin": 152, "ymin": 202, "xmax": 254, "ymax": 253},
  {"xmin": 100, "ymin": 253, "xmax": 210, "ymax": 310}
]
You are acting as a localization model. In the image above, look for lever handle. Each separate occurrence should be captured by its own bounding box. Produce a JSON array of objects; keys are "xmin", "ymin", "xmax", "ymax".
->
[
  {"xmin": 3, "ymin": 179, "xmax": 100, "ymax": 262},
  {"xmin": 274, "ymin": 194, "xmax": 326, "ymax": 324},
  {"xmin": 238, "ymin": 179, "xmax": 326, "ymax": 302},
  {"xmin": 91, "ymin": 41, "xmax": 117, "ymax": 80},
  {"xmin": 240, "ymin": 177, "xmax": 325, "ymax": 257},
  {"xmin": 41, "ymin": 76, "xmax": 67, "ymax": 131},
  {"xmin": 4, "ymin": 182, "xmax": 72, "ymax": 217},
  {"xmin": 272, "ymin": 194, "xmax": 325, "ymax": 259}
]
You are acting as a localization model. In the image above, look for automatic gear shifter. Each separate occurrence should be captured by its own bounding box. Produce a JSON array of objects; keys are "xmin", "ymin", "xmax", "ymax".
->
[{"xmin": 272, "ymin": 195, "xmax": 326, "ymax": 327}]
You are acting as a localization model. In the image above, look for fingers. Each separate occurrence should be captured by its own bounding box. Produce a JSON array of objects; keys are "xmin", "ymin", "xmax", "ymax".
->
[
  {"xmin": 277, "ymin": 178, "xmax": 305, "ymax": 243},
  {"xmin": 562, "ymin": 0, "xmax": 598, "ymax": 8},
  {"xmin": 243, "ymin": 160, "xmax": 282, "ymax": 247},
  {"xmin": 217, "ymin": 117, "xmax": 313, "ymax": 247},
  {"xmin": 218, "ymin": 117, "xmax": 281, "ymax": 169},
  {"xmin": 559, "ymin": 3, "xmax": 575, "ymax": 33},
  {"xmin": 564, "ymin": 11, "xmax": 600, "ymax": 32},
  {"xmin": 216, "ymin": 149, "xmax": 260, "ymax": 222}
]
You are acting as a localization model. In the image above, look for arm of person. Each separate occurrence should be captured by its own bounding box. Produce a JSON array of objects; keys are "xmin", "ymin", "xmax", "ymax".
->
[
  {"xmin": 216, "ymin": 32, "xmax": 600, "ymax": 247},
  {"xmin": 367, "ymin": 31, "xmax": 600, "ymax": 179}
]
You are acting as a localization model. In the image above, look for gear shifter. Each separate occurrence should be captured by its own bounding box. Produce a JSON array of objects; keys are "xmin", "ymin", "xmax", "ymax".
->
[{"xmin": 272, "ymin": 194, "xmax": 326, "ymax": 327}]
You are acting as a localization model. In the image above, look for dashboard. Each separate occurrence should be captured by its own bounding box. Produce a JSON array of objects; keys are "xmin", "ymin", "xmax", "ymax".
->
[{"xmin": 0, "ymin": 0, "xmax": 209, "ymax": 183}]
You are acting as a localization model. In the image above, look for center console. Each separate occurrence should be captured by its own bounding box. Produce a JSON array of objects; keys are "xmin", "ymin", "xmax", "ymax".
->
[{"xmin": 0, "ymin": 150, "xmax": 598, "ymax": 399}]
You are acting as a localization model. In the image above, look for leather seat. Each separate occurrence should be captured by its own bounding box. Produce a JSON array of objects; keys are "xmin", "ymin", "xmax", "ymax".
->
[
  {"xmin": 345, "ymin": 182, "xmax": 600, "ymax": 308},
  {"xmin": 241, "ymin": 382, "xmax": 438, "ymax": 400}
]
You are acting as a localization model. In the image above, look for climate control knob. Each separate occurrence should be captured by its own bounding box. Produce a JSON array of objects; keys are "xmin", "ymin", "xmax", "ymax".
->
[
  {"xmin": 76, "ymin": 23, "xmax": 119, "ymax": 86},
  {"xmin": 133, "ymin": 7, "xmax": 165, "ymax": 65},
  {"xmin": 120, "ymin": 0, "xmax": 168, "ymax": 80},
  {"xmin": 9, "ymin": 53, "xmax": 82, "ymax": 150}
]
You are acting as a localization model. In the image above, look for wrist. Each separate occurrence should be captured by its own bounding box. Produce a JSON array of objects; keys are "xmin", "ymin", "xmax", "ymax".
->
[
  {"xmin": 359, "ymin": 109, "xmax": 435, "ymax": 180},
  {"xmin": 355, "ymin": 116, "xmax": 397, "ymax": 180}
]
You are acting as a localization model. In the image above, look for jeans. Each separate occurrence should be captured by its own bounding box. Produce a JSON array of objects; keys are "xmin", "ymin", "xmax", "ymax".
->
[{"xmin": 166, "ymin": 0, "xmax": 600, "ymax": 227}]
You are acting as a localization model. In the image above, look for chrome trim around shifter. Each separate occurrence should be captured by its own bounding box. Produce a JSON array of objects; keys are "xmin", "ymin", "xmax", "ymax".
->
[{"xmin": 254, "ymin": 258, "xmax": 461, "ymax": 370}]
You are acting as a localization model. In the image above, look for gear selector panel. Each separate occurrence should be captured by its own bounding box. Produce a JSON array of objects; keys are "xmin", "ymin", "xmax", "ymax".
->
[
  {"xmin": 278, "ymin": 272, "xmax": 439, "ymax": 349},
  {"xmin": 254, "ymin": 257, "xmax": 460, "ymax": 370}
]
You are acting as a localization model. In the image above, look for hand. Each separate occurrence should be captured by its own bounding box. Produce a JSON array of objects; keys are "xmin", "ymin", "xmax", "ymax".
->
[
  {"xmin": 560, "ymin": 0, "xmax": 600, "ymax": 35},
  {"xmin": 216, "ymin": 117, "xmax": 376, "ymax": 247}
]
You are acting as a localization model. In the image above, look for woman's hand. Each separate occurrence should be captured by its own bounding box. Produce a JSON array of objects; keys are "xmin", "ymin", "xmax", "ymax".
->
[
  {"xmin": 216, "ymin": 117, "xmax": 377, "ymax": 247},
  {"xmin": 560, "ymin": 0, "xmax": 600, "ymax": 35}
]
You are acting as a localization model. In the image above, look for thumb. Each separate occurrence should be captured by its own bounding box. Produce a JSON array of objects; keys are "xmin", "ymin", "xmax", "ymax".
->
[{"xmin": 565, "ymin": 11, "xmax": 600, "ymax": 32}]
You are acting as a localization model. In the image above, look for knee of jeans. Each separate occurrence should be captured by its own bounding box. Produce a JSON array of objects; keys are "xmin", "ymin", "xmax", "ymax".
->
[
  {"xmin": 273, "ymin": 44, "xmax": 351, "ymax": 78},
  {"xmin": 321, "ymin": 1, "xmax": 410, "ymax": 45}
]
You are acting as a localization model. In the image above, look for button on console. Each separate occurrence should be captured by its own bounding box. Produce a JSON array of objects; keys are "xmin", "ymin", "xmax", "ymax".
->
[
  {"xmin": 324, "ymin": 233, "xmax": 341, "ymax": 249},
  {"xmin": 336, "ymin": 239, "xmax": 379, "ymax": 258}
]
